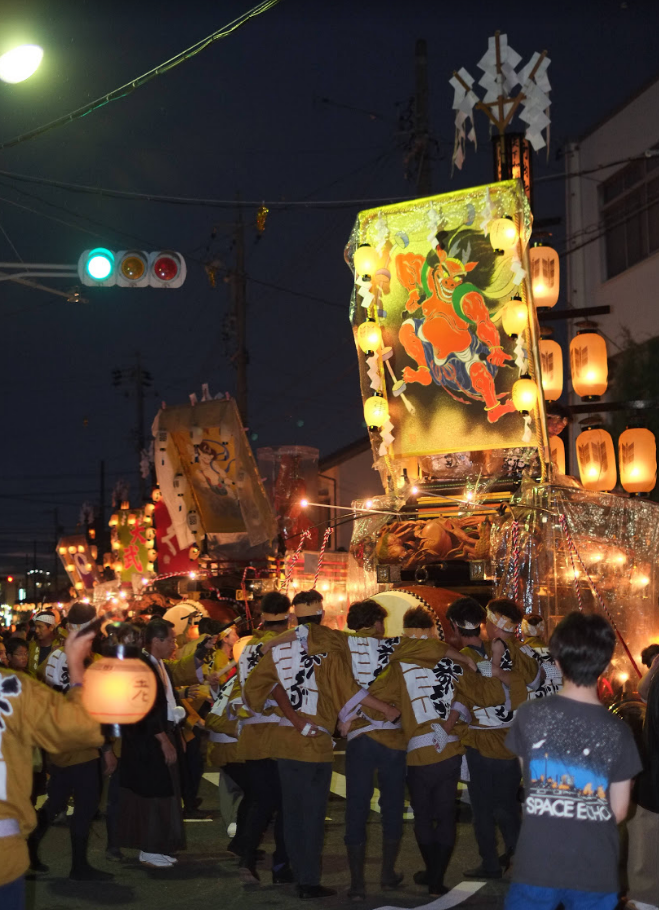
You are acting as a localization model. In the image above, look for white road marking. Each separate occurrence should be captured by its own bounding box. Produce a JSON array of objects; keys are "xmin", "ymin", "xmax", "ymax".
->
[{"xmin": 374, "ymin": 881, "xmax": 486, "ymax": 910}]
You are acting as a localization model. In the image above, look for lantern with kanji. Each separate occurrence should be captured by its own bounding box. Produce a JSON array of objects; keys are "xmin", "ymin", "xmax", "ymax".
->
[
  {"xmin": 619, "ymin": 427, "xmax": 657, "ymax": 494},
  {"xmin": 570, "ymin": 330, "xmax": 608, "ymax": 399},
  {"xmin": 364, "ymin": 395, "xmax": 389, "ymax": 428},
  {"xmin": 576, "ymin": 427, "xmax": 617, "ymax": 491},
  {"xmin": 540, "ymin": 338, "xmax": 563, "ymax": 401},
  {"xmin": 357, "ymin": 320, "xmax": 383, "ymax": 353},
  {"xmin": 83, "ymin": 643, "xmax": 156, "ymax": 729},
  {"xmin": 529, "ymin": 244, "xmax": 560, "ymax": 308},
  {"xmin": 488, "ymin": 217, "xmax": 518, "ymax": 251}
]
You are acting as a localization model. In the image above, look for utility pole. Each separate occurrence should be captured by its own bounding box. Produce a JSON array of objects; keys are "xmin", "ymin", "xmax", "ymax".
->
[
  {"xmin": 98, "ymin": 459, "xmax": 107, "ymax": 556},
  {"xmin": 233, "ymin": 198, "xmax": 249, "ymax": 426},
  {"xmin": 135, "ymin": 353, "xmax": 146, "ymax": 501},
  {"xmin": 414, "ymin": 39, "xmax": 432, "ymax": 197},
  {"xmin": 32, "ymin": 540, "xmax": 37, "ymax": 602},
  {"xmin": 112, "ymin": 358, "xmax": 153, "ymax": 502}
]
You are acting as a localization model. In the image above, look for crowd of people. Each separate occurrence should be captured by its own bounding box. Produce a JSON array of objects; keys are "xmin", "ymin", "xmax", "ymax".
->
[{"xmin": 0, "ymin": 586, "xmax": 658, "ymax": 910}]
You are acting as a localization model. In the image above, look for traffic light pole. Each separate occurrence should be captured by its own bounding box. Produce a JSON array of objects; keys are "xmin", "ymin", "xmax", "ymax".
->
[
  {"xmin": 0, "ymin": 261, "xmax": 84, "ymax": 302},
  {"xmin": 233, "ymin": 203, "xmax": 249, "ymax": 426}
]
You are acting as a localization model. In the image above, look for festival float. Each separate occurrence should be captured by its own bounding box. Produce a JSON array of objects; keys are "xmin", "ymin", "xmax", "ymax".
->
[{"xmin": 340, "ymin": 33, "xmax": 659, "ymax": 687}]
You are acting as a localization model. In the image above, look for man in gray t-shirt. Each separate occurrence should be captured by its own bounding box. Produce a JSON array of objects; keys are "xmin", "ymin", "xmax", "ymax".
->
[{"xmin": 504, "ymin": 612, "xmax": 641, "ymax": 910}]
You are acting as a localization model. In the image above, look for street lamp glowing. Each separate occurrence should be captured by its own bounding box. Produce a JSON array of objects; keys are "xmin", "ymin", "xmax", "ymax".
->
[
  {"xmin": 0, "ymin": 45, "xmax": 43, "ymax": 84},
  {"xmin": 86, "ymin": 249, "xmax": 114, "ymax": 281}
]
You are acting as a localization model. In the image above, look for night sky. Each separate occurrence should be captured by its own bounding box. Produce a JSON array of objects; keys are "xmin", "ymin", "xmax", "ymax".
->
[{"xmin": 0, "ymin": 0, "xmax": 657, "ymax": 575}]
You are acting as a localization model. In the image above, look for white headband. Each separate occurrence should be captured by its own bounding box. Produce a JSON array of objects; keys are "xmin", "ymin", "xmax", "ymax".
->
[
  {"xmin": 68, "ymin": 619, "xmax": 95, "ymax": 633},
  {"xmin": 486, "ymin": 609, "xmax": 518, "ymax": 634},
  {"xmin": 521, "ymin": 617, "xmax": 544, "ymax": 637},
  {"xmin": 35, "ymin": 612, "xmax": 56, "ymax": 627},
  {"xmin": 456, "ymin": 619, "xmax": 482, "ymax": 631}
]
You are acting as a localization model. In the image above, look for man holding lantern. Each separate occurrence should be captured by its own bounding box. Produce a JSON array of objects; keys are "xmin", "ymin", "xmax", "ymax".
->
[
  {"xmin": 28, "ymin": 602, "xmax": 113, "ymax": 882},
  {"xmin": 0, "ymin": 625, "xmax": 104, "ymax": 910},
  {"xmin": 117, "ymin": 617, "xmax": 215, "ymax": 869}
]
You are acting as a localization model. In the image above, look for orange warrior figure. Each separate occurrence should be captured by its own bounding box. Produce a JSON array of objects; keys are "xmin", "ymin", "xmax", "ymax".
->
[{"xmin": 396, "ymin": 231, "xmax": 516, "ymax": 424}]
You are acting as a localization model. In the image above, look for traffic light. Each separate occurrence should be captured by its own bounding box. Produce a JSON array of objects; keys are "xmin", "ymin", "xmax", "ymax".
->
[{"xmin": 78, "ymin": 249, "xmax": 187, "ymax": 288}]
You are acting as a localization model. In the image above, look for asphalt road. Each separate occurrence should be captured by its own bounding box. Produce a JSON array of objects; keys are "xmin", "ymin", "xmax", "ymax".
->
[{"xmin": 27, "ymin": 754, "xmax": 511, "ymax": 910}]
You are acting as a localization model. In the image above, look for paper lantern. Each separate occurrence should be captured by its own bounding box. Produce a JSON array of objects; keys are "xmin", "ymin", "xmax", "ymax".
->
[
  {"xmin": 540, "ymin": 339, "xmax": 563, "ymax": 401},
  {"xmin": 550, "ymin": 436, "xmax": 566, "ymax": 474},
  {"xmin": 147, "ymin": 548, "xmax": 158, "ymax": 562},
  {"xmin": 357, "ymin": 321, "xmax": 383, "ymax": 353},
  {"xmin": 364, "ymin": 395, "xmax": 389, "ymax": 428},
  {"xmin": 58, "ymin": 546, "xmax": 67, "ymax": 555},
  {"xmin": 109, "ymin": 514, "xmax": 119, "ymax": 527},
  {"xmin": 511, "ymin": 377, "xmax": 537, "ymax": 413},
  {"xmin": 502, "ymin": 298, "xmax": 528, "ymax": 337},
  {"xmin": 489, "ymin": 218, "xmax": 518, "ymax": 251},
  {"xmin": 82, "ymin": 652, "xmax": 157, "ymax": 724},
  {"xmin": 570, "ymin": 332, "xmax": 608, "ymax": 398},
  {"xmin": 353, "ymin": 244, "xmax": 378, "ymax": 277},
  {"xmin": 576, "ymin": 428, "xmax": 617, "ymax": 491},
  {"xmin": 619, "ymin": 428, "xmax": 657, "ymax": 494},
  {"xmin": 152, "ymin": 487, "xmax": 162, "ymax": 503},
  {"xmin": 529, "ymin": 245, "xmax": 560, "ymax": 308}
]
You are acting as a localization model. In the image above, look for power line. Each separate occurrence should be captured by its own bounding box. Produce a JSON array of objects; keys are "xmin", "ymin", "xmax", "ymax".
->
[
  {"xmin": 0, "ymin": 0, "xmax": 284, "ymax": 153},
  {"xmin": 0, "ymin": 166, "xmax": 412, "ymax": 210}
]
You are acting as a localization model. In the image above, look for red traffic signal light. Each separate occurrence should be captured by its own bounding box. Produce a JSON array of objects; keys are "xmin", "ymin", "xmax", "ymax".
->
[{"xmin": 78, "ymin": 250, "xmax": 187, "ymax": 288}]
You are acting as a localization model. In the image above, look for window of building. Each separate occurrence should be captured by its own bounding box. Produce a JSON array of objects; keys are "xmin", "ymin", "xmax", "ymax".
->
[{"xmin": 600, "ymin": 147, "xmax": 659, "ymax": 279}]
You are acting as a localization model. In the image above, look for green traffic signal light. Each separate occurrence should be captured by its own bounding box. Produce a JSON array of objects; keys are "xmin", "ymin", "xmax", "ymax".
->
[{"xmin": 86, "ymin": 248, "xmax": 114, "ymax": 281}]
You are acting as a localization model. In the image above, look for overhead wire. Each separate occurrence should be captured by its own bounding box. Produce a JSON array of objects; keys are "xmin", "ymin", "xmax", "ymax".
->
[{"xmin": 0, "ymin": 0, "xmax": 284, "ymax": 153}]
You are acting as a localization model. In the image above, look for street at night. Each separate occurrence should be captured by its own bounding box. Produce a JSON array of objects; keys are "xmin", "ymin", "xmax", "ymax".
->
[{"xmin": 2, "ymin": 3, "xmax": 659, "ymax": 910}]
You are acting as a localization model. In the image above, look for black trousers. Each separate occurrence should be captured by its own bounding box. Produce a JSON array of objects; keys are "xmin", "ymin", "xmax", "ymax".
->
[
  {"xmin": 407, "ymin": 754, "xmax": 461, "ymax": 846},
  {"xmin": 181, "ymin": 730, "xmax": 205, "ymax": 810},
  {"xmin": 241, "ymin": 758, "xmax": 288, "ymax": 868},
  {"xmin": 344, "ymin": 734, "xmax": 406, "ymax": 845},
  {"xmin": 278, "ymin": 759, "xmax": 332, "ymax": 887},
  {"xmin": 465, "ymin": 746, "xmax": 521, "ymax": 873},
  {"xmin": 44, "ymin": 759, "xmax": 101, "ymax": 838}
]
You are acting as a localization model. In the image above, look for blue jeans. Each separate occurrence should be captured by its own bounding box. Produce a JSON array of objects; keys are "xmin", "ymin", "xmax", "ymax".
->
[
  {"xmin": 505, "ymin": 882, "xmax": 619, "ymax": 910},
  {"xmin": 0, "ymin": 876, "xmax": 25, "ymax": 910},
  {"xmin": 344, "ymin": 734, "xmax": 406, "ymax": 845}
]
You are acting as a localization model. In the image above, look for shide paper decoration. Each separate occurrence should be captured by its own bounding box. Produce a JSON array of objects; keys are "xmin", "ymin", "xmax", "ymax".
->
[
  {"xmin": 450, "ymin": 32, "xmax": 551, "ymax": 171},
  {"xmin": 347, "ymin": 179, "xmax": 548, "ymax": 483}
]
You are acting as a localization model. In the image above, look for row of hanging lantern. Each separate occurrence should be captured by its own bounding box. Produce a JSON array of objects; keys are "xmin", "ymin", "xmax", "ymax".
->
[
  {"xmin": 537, "ymin": 325, "xmax": 608, "ymax": 406},
  {"xmin": 506, "ymin": 248, "xmax": 657, "ymax": 494},
  {"xmin": 549, "ymin": 424, "xmax": 657, "ymax": 494}
]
